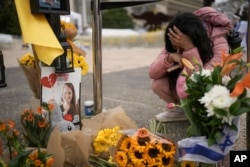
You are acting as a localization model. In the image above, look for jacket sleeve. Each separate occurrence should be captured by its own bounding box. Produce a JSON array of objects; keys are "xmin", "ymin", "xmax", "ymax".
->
[
  {"xmin": 204, "ymin": 36, "xmax": 229, "ymax": 69},
  {"xmin": 148, "ymin": 49, "xmax": 175, "ymax": 79}
]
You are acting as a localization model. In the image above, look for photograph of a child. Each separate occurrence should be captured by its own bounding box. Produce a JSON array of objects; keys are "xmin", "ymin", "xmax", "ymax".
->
[
  {"xmin": 41, "ymin": 67, "xmax": 81, "ymax": 130},
  {"xmin": 39, "ymin": 0, "xmax": 60, "ymax": 9}
]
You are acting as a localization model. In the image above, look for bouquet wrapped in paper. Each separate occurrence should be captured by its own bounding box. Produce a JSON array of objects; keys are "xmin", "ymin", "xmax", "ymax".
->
[
  {"xmin": 17, "ymin": 53, "xmax": 41, "ymax": 99},
  {"xmin": 112, "ymin": 128, "xmax": 176, "ymax": 167}
]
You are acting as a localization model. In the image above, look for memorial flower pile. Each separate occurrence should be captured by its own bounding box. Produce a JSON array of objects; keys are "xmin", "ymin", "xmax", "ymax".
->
[
  {"xmin": 21, "ymin": 102, "xmax": 54, "ymax": 148},
  {"xmin": 0, "ymin": 120, "xmax": 26, "ymax": 163},
  {"xmin": 23, "ymin": 148, "xmax": 54, "ymax": 167},
  {"xmin": 113, "ymin": 128, "xmax": 176, "ymax": 167},
  {"xmin": 0, "ymin": 119, "xmax": 54, "ymax": 167},
  {"xmin": 180, "ymin": 48, "xmax": 250, "ymax": 146}
]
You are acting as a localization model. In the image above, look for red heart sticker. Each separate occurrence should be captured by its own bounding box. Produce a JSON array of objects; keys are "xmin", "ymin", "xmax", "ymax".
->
[{"xmin": 41, "ymin": 73, "xmax": 57, "ymax": 88}]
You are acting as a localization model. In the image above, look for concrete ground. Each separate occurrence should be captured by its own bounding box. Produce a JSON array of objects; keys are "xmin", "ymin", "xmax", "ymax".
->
[{"xmin": 0, "ymin": 37, "xmax": 247, "ymax": 165}]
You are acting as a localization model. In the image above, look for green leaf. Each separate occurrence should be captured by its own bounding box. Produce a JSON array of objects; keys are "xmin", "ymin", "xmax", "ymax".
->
[
  {"xmin": 9, "ymin": 149, "xmax": 34, "ymax": 167},
  {"xmin": 211, "ymin": 66, "xmax": 222, "ymax": 84},
  {"xmin": 186, "ymin": 124, "xmax": 202, "ymax": 137},
  {"xmin": 229, "ymin": 101, "xmax": 241, "ymax": 115},
  {"xmin": 231, "ymin": 107, "xmax": 250, "ymax": 116},
  {"xmin": 232, "ymin": 46, "xmax": 244, "ymax": 54},
  {"xmin": 227, "ymin": 73, "xmax": 243, "ymax": 90},
  {"xmin": 207, "ymin": 135, "xmax": 216, "ymax": 146},
  {"xmin": 208, "ymin": 117, "xmax": 221, "ymax": 125},
  {"xmin": 213, "ymin": 108, "xmax": 227, "ymax": 116},
  {"xmin": 229, "ymin": 123, "xmax": 238, "ymax": 131}
]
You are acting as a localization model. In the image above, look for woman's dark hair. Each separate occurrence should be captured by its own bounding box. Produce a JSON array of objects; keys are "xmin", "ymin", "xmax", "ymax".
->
[{"xmin": 164, "ymin": 12, "xmax": 213, "ymax": 101}]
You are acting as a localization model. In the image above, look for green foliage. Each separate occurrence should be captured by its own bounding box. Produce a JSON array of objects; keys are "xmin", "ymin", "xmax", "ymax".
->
[
  {"xmin": 102, "ymin": 8, "xmax": 134, "ymax": 29},
  {"xmin": 0, "ymin": 0, "xmax": 21, "ymax": 35}
]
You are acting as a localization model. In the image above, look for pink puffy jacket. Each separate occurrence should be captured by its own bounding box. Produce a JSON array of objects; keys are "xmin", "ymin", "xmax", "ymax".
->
[{"xmin": 148, "ymin": 7, "xmax": 232, "ymax": 99}]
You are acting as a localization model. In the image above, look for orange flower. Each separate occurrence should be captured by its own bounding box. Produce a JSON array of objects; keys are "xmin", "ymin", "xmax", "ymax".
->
[
  {"xmin": 136, "ymin": 128, "xmax": 150, "ymax": 138},
  {"xmin": 46, "ymin": 157, "xmax": 55, "ymax": 166},
  {"xmin": 27, "ymin": 112, "xmax": 34, "ymax": 122},
  {"xmin": 0, "ymin": 121, "xmax": 6, "ymax": 131},
  {"xmin": 8, "ymin": 119, "xmax": 15, "ymax": 129},
  {"xmin": 34, "ymin": 159, "xmax": 42, "ymax": 166},
  {"xmin": 37, "ymin": 106, "xmax": 43, "ymax": 114},
  {"xmin": 38, "ymin": 120, "xmax": 47, "ymax": 128},
  {"xmin": 221, "ymin": 51, "xmax": 243, "ymax": 76},
  {"xmin": 231, "ymin": 72, "xmax": 250, "ymax": 97},
  {"xmin": 13, "ymin": 129, "xmax": 19, "ymax": 136}
]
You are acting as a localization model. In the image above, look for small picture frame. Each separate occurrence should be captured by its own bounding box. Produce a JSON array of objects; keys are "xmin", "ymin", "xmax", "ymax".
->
[
  {"xmin": 41, "ymin": 67, "xmax": 81, "ymax": 130},
  {"xmin": 30, "ymin": 0, "xmax": 70, "ymax": 15}
]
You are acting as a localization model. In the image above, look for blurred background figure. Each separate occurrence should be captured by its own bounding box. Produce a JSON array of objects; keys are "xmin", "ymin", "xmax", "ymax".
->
[{"xmin": 234, "ymin": 1, "xmax": 249, "ymax": 52}]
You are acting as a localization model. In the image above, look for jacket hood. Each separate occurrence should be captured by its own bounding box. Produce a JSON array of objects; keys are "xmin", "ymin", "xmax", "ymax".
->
[{"xmin": 194, "ymin": 7, "xmax": 233, "ymax": 38}]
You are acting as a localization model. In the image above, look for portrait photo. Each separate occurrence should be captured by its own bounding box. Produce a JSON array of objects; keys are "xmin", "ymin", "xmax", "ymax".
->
[{"xmin": 41, "ymin": 67, "xmax": 81, "ymax": 130}]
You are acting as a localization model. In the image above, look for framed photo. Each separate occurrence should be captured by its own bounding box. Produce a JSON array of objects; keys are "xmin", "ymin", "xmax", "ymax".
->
[
  {"xmin": 41, "ymin": 67, "xmax": 81, "ymax": 130},
  {"xmin": 30, "ymin": 0, "xmax": 70, "ymax": 15}
]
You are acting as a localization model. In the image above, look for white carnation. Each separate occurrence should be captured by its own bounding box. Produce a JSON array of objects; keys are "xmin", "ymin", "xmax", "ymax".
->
[
  {"xmin": 200, "ymin": 69, "xmax": 212, "ymax": 77},
  {"xmin": 222, "ymin": 75, "xmax": 231, "ymax": 85},
  {"xmin": 199, "ymin": 85, "xmax": 237, "ymax": 117}
]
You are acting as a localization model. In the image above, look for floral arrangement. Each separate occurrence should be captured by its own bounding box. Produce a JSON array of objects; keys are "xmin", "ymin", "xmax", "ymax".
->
[
  {"xmin": 21, "ymin": 102, "xmax": 54, "ymax": 148},
  {"xmin": 89, "ymin": 126, "xmax": 122, "ymax": 166},
  {"xmin": 113, "ymin": 128, "xmax": 176, "ymax": 167},
  {"xmin": 92, "ymin": 126, "xmax": 122, "ymax": 154},
  {"xmin": 0, "ymin": 119, "xmax": 54, "ymax": 167},
  {"xmin": 180, "ymin": 48, "xmax": 250, "ymax": 146},
  {"xmin": 90, "ymin": 127, "xmax": 176, "ymax": 167},
  {"xmin": 21, "ymin": 148, "xmax": 54, "ymax": 167},
  {"xmin": 18, "ymin": 53, "xmax": 41, "ymax": 99},
  {"xmin": 0, "ymin": 120, "xmax": 26, "ymax": 165}
]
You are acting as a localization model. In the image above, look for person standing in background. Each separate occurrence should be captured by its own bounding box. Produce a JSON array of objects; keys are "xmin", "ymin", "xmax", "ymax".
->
[{"xmin": 235, "ymin": 2, "xmax": 249, "ymax": 52}]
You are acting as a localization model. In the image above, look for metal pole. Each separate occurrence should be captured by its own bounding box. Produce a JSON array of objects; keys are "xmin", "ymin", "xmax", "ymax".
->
[
  {"xmin": 92, "ymin": 0, "xmax": 103, "ymax": 115},
  {"xmin": 0, "ymin": 50, "xmax": 7, "ymax": 88},
  {"xmin": 246, "ymin": 0, "xmax": 250, "ymax": 150}
]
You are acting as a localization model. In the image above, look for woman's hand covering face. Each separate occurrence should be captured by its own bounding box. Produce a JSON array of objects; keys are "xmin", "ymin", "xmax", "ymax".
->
[{"xmin": 168, "ymin": 26, "xmax": 195, "ymax": 51}]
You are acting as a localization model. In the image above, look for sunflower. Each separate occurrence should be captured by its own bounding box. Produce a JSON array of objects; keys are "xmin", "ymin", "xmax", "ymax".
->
[
  {"xmin": 161, "ymin": 154, "xmax": 175, "ymax": 167},
  {"xmin": 130, "ymin": 137, "xmax": 146, "ymax": 153},
  {"xmin": 143, "ymin": 146, "xmax": 162, "ymax": 166},
  {"xmin": 128, "ymin": 147, "xmax": 145, "ymax": 165},
  {"xmin": 114, "ymin": 151, "xmax": 128, "ymax": 167},
  {"xmin": 119, "ymin": 136, "xmax": 132, "ymax": 151},
  {"xmin": 156, "ymin": 142, "xmax": 176, "ymax": 158},
  {"xmin": 180, "ymin": 160, "xmax": 197, "ymax": 167}
]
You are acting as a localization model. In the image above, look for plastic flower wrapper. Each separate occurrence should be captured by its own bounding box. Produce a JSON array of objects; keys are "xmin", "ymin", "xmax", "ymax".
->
[
  {"xmin": 113, "ymin": 128, "xmax": 176, "ymax": 167},
  {"xmin": 17, "ymin": 53, "xmax": 41, "ymax": 99},
  {"xmin": 81, "ymin": 106, "xmax": 138, "ymax": 166},
  {"xmin": 178, "ymin": 47, "xmax": 250, "ymax": 163}
]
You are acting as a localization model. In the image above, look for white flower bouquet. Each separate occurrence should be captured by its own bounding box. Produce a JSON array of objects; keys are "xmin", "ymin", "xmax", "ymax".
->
[{"xmin": 178, "ymin": 48, "xmax": 250, "ymax": 163}]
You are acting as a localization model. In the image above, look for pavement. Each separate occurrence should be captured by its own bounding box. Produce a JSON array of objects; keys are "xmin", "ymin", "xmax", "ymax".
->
[{"xmin": 0, "ymin": 37, "xmax": 247, "ymax": 155}]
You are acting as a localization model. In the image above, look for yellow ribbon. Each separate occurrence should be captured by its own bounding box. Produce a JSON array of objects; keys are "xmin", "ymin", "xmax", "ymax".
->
[{"xmin": 15, "ymin": 0, "xmax": 64, "ymax": 65}]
